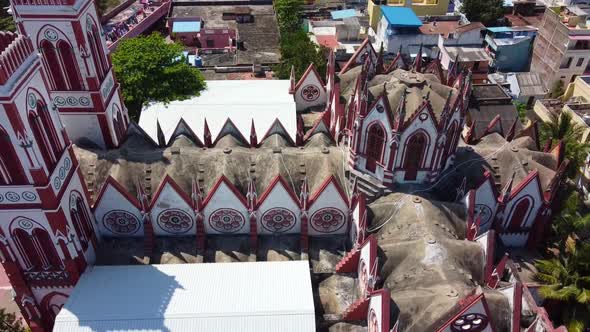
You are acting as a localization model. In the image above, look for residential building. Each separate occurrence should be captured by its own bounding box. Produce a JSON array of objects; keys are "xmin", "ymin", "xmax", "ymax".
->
[
  {"xmin": 484, "ymin": 26, "xmax": 537, "ymax": 72},
  {"xmin": 367, "ymin": 0, "xmax": 450, "ymax": 31},
  {"xmin": 531, "ymin": 5, "xmax": 590, "ymax": 91}
]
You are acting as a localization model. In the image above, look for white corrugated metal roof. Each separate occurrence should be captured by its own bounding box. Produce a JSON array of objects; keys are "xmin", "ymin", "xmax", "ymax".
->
[
  {"xmin": 53, "ymin": 261, "xmax": 315, "ymax": 332},
  {"xmin": 138, "ymin": 80, "xmax": 298, "ymax": 144}
]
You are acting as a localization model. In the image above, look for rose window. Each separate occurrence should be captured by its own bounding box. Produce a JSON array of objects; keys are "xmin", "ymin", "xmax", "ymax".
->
[
  {"xmin": 209, "ymin": 208, "xmax": 245, "ymax": 233},
  {"xmin": 261, "ymin": 208, "xmax": 296, "ymax": 233},
  {"xmin": 157, "ymin": 209, "xmax": 194, "ymax": 234},
  {"xmin": 103, "ymin": 210, "xmax": 140, "ymax": 235},
  {"xmin": 310, "ymin": 208, "xmax": 345, "ymax": 233},
  {"xmin": 368, "ymin": 309, "xmax": 379, "ymax": 332},
  {"xmin": 450, "ymin": 313, "xmax": 489, "ymax": 332},
  {"xmin": 301, "ymin": 85, "xmax": 320, "ymax": 102}
]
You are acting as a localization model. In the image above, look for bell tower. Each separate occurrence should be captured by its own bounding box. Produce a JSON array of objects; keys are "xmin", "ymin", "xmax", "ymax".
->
[{"xmin": 11, "ymin": 0, "xmax": 128, "ymax": 149}]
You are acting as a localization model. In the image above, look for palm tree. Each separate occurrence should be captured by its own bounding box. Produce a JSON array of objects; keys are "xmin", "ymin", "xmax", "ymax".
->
[
  {"xmin": 540, "ymin": 111, "xmax": 590, "ymax": 178},
  {"xmin": 551, "ymin": 191, "xmax": 590, "ymax": 241},
  {"xmin": 535, "ymin": 236, "xmax": 590, "ymax": 332}
]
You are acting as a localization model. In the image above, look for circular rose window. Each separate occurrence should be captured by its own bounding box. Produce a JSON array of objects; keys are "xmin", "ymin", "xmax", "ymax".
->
[
  {"xmin": 103, "ymin": 210, "xmax": 140, "ymax": 235},
  {"xmin": 261, "ymin": 208, "xmax": 296, "ymax": 233},
  {"xmin": 450, "ymin": 313, "xmax": 489, "ymax": 332},
  {"xmin": 209, "ymin": 208, "xmax": 245, "ymax": 233},
  {"xmin": 157, "ymin": 209, "xmax": 194, "ymax": 234},
  {"xmin": 301, "ymin": 85, "xmax": 321, "ymax": 102},
  {"xmin": 310, "ymin": 208, "xmax": 346, "ymax": 233}
]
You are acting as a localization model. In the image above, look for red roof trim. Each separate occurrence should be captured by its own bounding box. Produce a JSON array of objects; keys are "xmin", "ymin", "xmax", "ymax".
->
[
  {"xmin": 303, "ymin": 111, "xmax": 333, "ymax": 142},
  {"xmin": 92, "ymin": 176, "xmax": 142, "ymax": 211},
  {"xmin": 309, "ymin": 175, "xmax": 349, "ymax": 207},
  {"xmin": 212, "ymin": 118, "xmax": 250, "ymax": 146},
  {"xmin": 340, "ymin": 38, "xmax": 376, "ymax": 74},
  {"xmin": 436, "ymin": 292, "xmax": 496, "ymax": 332},
  {"xmin": 259, "ymin": 118, "xmax": 296, "ymax": 145},
  {"xmin": 170, "ymin": 118, "xmax": 204, "ymax": 147},
  {"xmin": 294, "ymin": 63, "xmax": 326, "ymax": 92},
  {"xmin": 508, "ymin": 169, "xmax": 542, "ymax": 201},
  {"xmin": 256, "ymin": 175, "xmax": 301, "ymax": 208},
  {"xmin": 149, "ymin": 174, "xmax": 193, "ymax": 209},
  {"xmin": 202, "ymin": 175, "xmax": 248, "ymax": 207}
]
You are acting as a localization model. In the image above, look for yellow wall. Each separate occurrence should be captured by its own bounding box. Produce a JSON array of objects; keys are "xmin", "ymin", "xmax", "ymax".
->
[{"xmin": 367, "ymin": 0, "xmax": 450, "ymax": 31}]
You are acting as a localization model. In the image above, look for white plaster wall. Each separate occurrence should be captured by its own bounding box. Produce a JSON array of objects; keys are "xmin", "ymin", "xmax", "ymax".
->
[
  {"xmin": 350, "ymin": 202, "xmax": 361, "ymax": 245},
  {"xmin": 203, "ymin": 182, "xmax": 249, "ymax": 234},
  {"xmin": 502, "ymin": 177, "xmax": 542, "ymax": 230},
  {"xmin": 0, "ymin": 106, "xmax": 35, "ymax": 184},
  {"xmin": 500, "ymin": 232, "xmax": 529, "ymax": 247},
  {"xmin": 356, "ymin": 98, "xmax": 393, "ymax": 181},
  {"xmin": 473, "ymin": 179, "xmax": 499, "ymax": 233},
  {"xmin": 31, "ymin": 287, "xmax": 73, "ymax": 310},
  {"xmin": 308, "ymin": 182, "xmax": 348, "ymax": 236},
  {"xmin": 256, "ymin": 182, "xmax": 301, "ymax": 235},
  {"xmin": 60, "ymin": 114, "xmax": 106, "ymax": 149},
  {"xmin": 150, "ymin": 183, "xmax": 195, "ymax": 236},
  {"xmin": 368, "ymin": 292, "xmax": 384, "ymax": 332},
  {"xmin": 294, "ymin": 71, "xmax": 326, "ymax": 111},
  {"xmin": 93, "ymin": 184, "xmax": 144, "ymax": 237}
]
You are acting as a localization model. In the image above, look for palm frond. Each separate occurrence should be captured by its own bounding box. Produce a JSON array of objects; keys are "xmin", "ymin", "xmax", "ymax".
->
[{"xmin": 576, "ymin": 288, "xmax": 590, "ymax": 304}]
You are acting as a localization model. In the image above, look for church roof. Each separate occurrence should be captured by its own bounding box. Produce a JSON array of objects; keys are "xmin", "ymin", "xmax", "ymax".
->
[{"xmin": 369, "ymin": 193, "xmax": 511, "ymax": 331}]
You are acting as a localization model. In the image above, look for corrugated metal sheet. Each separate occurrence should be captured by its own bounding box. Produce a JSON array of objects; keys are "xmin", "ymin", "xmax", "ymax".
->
[
  {"xmin": 54, "ymin": 261, "xmax": 315, "ymax": 332},
  {"xmin": 380, "ymin": 6, "xmax": 422, "ymax": 28}
]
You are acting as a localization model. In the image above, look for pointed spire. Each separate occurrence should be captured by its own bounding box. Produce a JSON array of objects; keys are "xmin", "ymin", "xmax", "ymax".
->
[
  {"xmin": 191, "ymin": 177, "xmax": 203, "ymax": 213},
  {"xmin": 500, "ymin": 171, "xmax": 516, "ymax": 203},
  {"xmin": 300, "ymin": 177, "xmax": 309, "ymax": 212},
  {"xmin": 203, "ymin": 118, "xmax": 212, "ymax": 147},
  {"xmin": 289, "ymin": 65, "xmax": 296, "ymax": 93},
  {"xmin": 135, "ymin": 177, "xmax": 149, "ymax": 212},
  {"xmin": 246, "ymin": 177, "xmax": 257, "ymax": 212},
  {"xmin": 542, "ymin": 137, "xmax": 552, "ymax": 152},
  {"xmin": 250, "ymin": 119, "xmax": 258, "ymax": 147},
  {"xmin": 467, "ymin": 211, "xmax": 481, "ymax": 241},
  {"xmin": 394, "ymin": 89, "xmax": 407, "ymax": 131},
  {"xmin": 376, "ymin": 42, "xmax": 384, "ymax": 74},
  {"xmin": 487, "ymin": 253, "xmax": 509, "ymax": 288},
  {"xmin": 156, "ymin": 120, "xmax": 166, "ymax": 147},
  {"xmin": 506, "ymin": 119, "xmax": 518, "ymax": 141},
  {"xmin": 414, "ymin": 43, "xmax": 423, "ymax": 73},
  {"xmin": 464, "ymin": 120, "xmax": 475, "ymax": 144},
  {"xmin": 296, "ymin": 115, "xmax": 304, "ymax": 146}
]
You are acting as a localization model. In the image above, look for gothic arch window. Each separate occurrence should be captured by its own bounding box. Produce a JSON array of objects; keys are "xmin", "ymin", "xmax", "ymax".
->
[
  {"xmin": 40, "ymin": 40, "xmax": 68, "ymax": 91},
  {"xmin": 69, "ymin": 192, "xmax": 93, "ymax": 250},
  {"xmin": 56, "ymin": 40, "xmax": 83, "ymax": 90},
  {"xmin": 28, "ymin": 97, "xmax": 62, "ymax": 170},
  {"xmin": 87, "ymin": 18, "xmax": 109, "ymax": 80},
  {"xmin": 507, "ymin": 196, "xmax": 532, "ymax": 231},
  {"xmin": 0, "ymin": 127, "xmax": 27, "ymax": 185},
  {"xmin": 365, "ymin": 123, "xmax": 385, "ymax": 173},
  {"xmin": 112, "ymin": 104, "xmax": 125, "ymax": 141},
  {"xmin": 42, "ymin": 292, "xmax": 68, "ymax": 320},
  {"xmin": 441, "ymin": 122, "xmax": 458, "ymax": 169},
  {"xmin": 11, "ymin": 218, "xmax": 62, "ymax": 271},
  {"xmin": 403, "ymin": 131, "xmax": 428, "ymax": 181}
]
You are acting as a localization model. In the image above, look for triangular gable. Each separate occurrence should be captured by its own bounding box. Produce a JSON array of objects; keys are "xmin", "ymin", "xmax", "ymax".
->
[
  {"xmin": 508, "ymin": 170, "xmax": 543, "ymax": 201},
  {"xmin": 202, "ymin": 175, "xmax": 248, "ymax": 207},
  {"xmin": 256, "ymin": 175, "xmax": 300, "ymax": 208},
  {"xmin": 148, "ymin": 174, "xmax": 193, "ymax": 210},
  {"xmin": 479, "ymin": 115, "xmax": 504, "ymax": 140},
  {"xmin": 309, "ymin": 175, "xmax": 348, "ymax": 207},
  {"xmin": 213, "ymin": 118, "xmax": 250, "ymax": 146},
  {"xmin": 435, "ymin": 291, "xmax": 496, "ymax": 332},
  {"xmin": 303, "ymin": 111, "xmax": 333, "ymax": 142},
  {"xmin": 93, "ymin": 176, "xmax": 141, "ymax": 211},
  {"xmin": 294, "ymin": 64, "xmax": 327, "ymax": 111},
  {"xmin": 366, "ymin": 93, "xmax": 395, "ymax": 129},
  {"xmin": 514, "ymin": 121, "xmax": 540, "ymax": 150},
  {"xmin": 294, "ymin": 63, "xmax": 326, "ymax": 93},
  {"xmin": 168, "ymin": 118, "xmax": 203, "ymax": 147},
  {"xmin": 358, "ymin": 235, "xmax": 378, "ymax": 296},
  {"xmin": 260, "ymin": 118, "xmax": 295, "ymax": 146},
  {"xmin": 340, "ymin": 38, "xmax": 377, "ymax": 74},
  {"xmin": 403, "ymin": 101, "xmax": 440, "ymax": 132},
  {"xmin": 549, "ymin": 140, "xmax": 565, "ymax": 166},
  {"xmin": 385, "ymin": 50, "xmax": 407, "ymax": 73},
  {"xmin": 424, "ymin": 59, "xmax": 445, "ymax": 83},
  {"xmin": 124, "ymin": 122, "xmax": 159, "ymax": 147},
  {"xmin": 367, "ymin": 289, "xmax": 391, "ymax": 332},
  {"xmin": 498, "ymin": 282, "xmax": 523, "ymax": 332}
]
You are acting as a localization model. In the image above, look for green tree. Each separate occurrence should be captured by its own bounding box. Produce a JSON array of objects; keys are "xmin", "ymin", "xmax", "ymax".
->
[
  {"xmin": 551, "ymin": 80, "xmax": 565, "ymax": 99},
  {"xmin": 513, "ymin": 101, "xmax": 528, "ymax": 123},
  {"xmin": 535, "ymin": 236, "xmax": 590, "ymax": 332},
  {"xmin": 551, "ymin": 191, "xmax": 590, "ymax": 240},
  {"xmin": 0, "ymin": 308, "xmax": 27, "ymax": 332},
  {"xmin": 274, "ymin": 0, "xmax": 303, "ymax": 34},
  {"xmin": 460, "ymin": 0, "xmax": 504, "ymax": 26},
  {"xmin": 274, "ymin": 31, "xmax": 326, "ymax": 79},
  {"xmin": 111, "ymin": 33, "xmax": 205, "ymax": 120},
  {"xmin": 0, "ymin": 0, "xmax": 15, "ymax": 32},
  {"xmin": 539, "ymin": 111, "xmax": 590, "ymax": 178}
]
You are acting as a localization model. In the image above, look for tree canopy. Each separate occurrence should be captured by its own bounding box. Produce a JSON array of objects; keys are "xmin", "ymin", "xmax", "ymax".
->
[
  {"xmin": 0, "ymin": 308, "xmax": 27, "ymax": 332},
  {"xmin": 460, "ymin": 0, "xmax": 504, "ymax": 26},
  {"xmin": 0, "ymin": 0, "xmax": 15, "ymax": 32},
  {"xmin": 111, "ymin": 33, "xmax": 205, "ymax": 120},
  {"xmin": 274, "ymin": 0, "xmax": 303, "ymax": 34}
]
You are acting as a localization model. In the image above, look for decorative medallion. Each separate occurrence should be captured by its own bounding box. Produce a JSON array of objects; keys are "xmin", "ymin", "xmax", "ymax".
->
[
  {"xmin": 63, "ymin": 157, "xmax": 71, "ymax": 170},
  {"xmin": 419, "ymin": 112, "xmax": 428, "ymax": 121},
  {"xmin": 261, "ymin": 208, "xmax": 296, "ymax": 233},
  {"xmin": 209, "ymin": 208, "xmax": 245, "ymax": 233},
  {"xmin": 22, "ymin": 191, "xmax": 36, "ymax": 202},
  {"xmin": 310, "ymin": 207, "xmax": 346, "ymax": 233},
  {"xmin": 474, "ymin": 204, "xmax": 492, "ymax": 228},
  {"xmin": 368, "ymin": 309, "xmax": 379, "ymax": 332},
  {"xmin": 5, "ymin": 192, "xmax": 19, "ymax": 202},
  {"xmin": 66, "ymin": 97, "xmax": 78, "ymax": 106},
  {"xmin": 450, "ymin": 313, "xmax": 489, "ymax": 332},
  {"xmin": 53, "ymin": 177, "xmax": 62, "ymax": 190},
  {"xmin": 157, "ymin": 209, "xmax": 194, "ymax": 234},
  {"xmin": 103, "ymin": 210, "xmax": 140, "ymax": 235},
  {"xmin": 79, "ymin": 97, "xmax": 91, "ymax": 106},
  {"xmin": 43, "ymin": 29, "xmax": 58, "ymax": 41},
  {"xmin": 54, "ymin": 96, "xmax": 66, "ymax": 107},
  {"xmin": 358, "ymin": 259, "xmax": 368, "ymax": 295},
  {"xmin": 376, "ymin": 104, "xmax": 384, "ymax": 113},
  {"xmin": 27, "ymin": 93, "xmax": 37, "ymax": 109},
  {"xmin": 0, "ymin": 195, "xmax": 3, "ymax": 203},
  {"xmin": 301, "ymin": 85, "xmax": 321, "ymax": 102},
  {"xmin": 18, "ymin": 218, "xmax": 34, "ymax": 230}
]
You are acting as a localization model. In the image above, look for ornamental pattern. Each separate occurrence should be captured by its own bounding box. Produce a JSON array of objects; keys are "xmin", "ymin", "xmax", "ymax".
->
[
  {"xmin": 261, "ymin": 208, "xmax": 296, "ymax": 233},
  {"xmin": 450, "ymin": 313, "xmax": 489, "ymax": 332},
  {"xmin": 51, "ymin": 156, "xmax": 71, "ymax": 191},
  {"xmin": 157, "ymin": 209, "xmax": 194, "ymax": 234},
  {"xmin": 103, "ymin": 210, "xmax": 140, "ymax": 235},
  {"xmin": 301, "ymin": 85, "xmax": 320, "ymax": 102},
  {"xmin": 53, "ymin": 96, "xmax": 93, "ymax": 108},
  {"xmin": 310, "ymin": 208, "xmax": 346, "ymax": 233},
  {"xmin": 209, "ymin": 208, "xmax": 245, "ymax": 233},
  {"xmin": 368, "ymin": 309, "xmax": 379, "ymax": 332},
  {"xmin": 0, "ymin": 190, "xmax": 38, "ymax": 204},
  {"xmin": 474, "ymin": 204, "xmax": 493, "ymax": 228}
]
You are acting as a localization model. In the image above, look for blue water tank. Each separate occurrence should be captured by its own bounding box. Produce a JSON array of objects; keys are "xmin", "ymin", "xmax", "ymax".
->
[{"xmin": 195, "ymin": 56, "xmax": 203, "ymax": 67}]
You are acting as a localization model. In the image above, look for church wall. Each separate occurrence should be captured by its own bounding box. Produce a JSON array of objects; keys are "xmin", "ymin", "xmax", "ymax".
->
[
  {"xmin": 308, "ymin": 181, "xmax": 348, "ymax": 236},
  {"xmin": 294, "ymin": 68, "xmax": 326, "ymax": 111},
  {"xmin": 93, "ymin": 183, "xmax": 144, "ymax": 237},
  {"xmin": 150, "ymin": 183, "xmax": 196, "ymax": 236},
  {"xmin": 60, "ymin": 114, "xmax": 106, "ymax": 148},
  {"xmin": 256, "ymin": 181, "xmax": 301, "ymax": 235},
  {"xmin": 358, "ymin": 236, "xmax": 376, "ymax": 297},
  {"xmin": 367, "ymin": 290, "xmax": 389, "ymax": 332},
  {"xmin": 500, "ymin": 232, "xmax": 530, "ymax": 247},
  {"xmin": 350, "ymin": 199, "xmax": 361, "ymax": 245},
  {"xmin": 471, "ymin": 178, "xmax": 498, "ymax": 234},
  {"xmin": 356, "ymin": 98, "xmax": 393, "ymax": 182},
  {"xmin": 0, "ymin": 211, "xmax": 53, "ymax": 269},
  {"xmin": 0, "ymin": 108, "xmax": 35, "ymax": 184},
  {"xmin": 31, "ymin": 287, "xmax": 73, "ymax": 314},
  {"xmin": 502, "ymin": 176, "xmax": 543, "ymax": 231},
  {"xmin": 203, "ymin": 181, "xmax": 249, "ymax": 235}
]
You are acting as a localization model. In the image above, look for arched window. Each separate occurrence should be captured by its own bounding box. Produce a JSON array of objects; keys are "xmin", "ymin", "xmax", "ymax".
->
[
  {"xmin": 365, "ymin": 123, "xmax": 385, "ymax": 173},
  {"xmin": 403, "ymin": 132, "xmax": 428, "ymax": 181},
  {"xmin": 57, "ymin": 40, "xmax": 82, "ymax": 90},
  {"xmin": 13, "ymin": 229, "xmax": 43, "ymax": 270},
  {"xmin": 12, "ymin": 222, "xmax": 62, "ymax": 271},
  {"xmin": 70, "ymin": 193, "xmax": 93, "ymax": 250},
  {"xmin": 507, "ymin": 197, "xmax": 532, "ymax": 231},
  {"xmin": 40, "ymin": 40, "xmax": 67, "ymax": 91},
  {"xmin": 112, "ymin": 106, "xmax": 125, "ymax": 141},
  {"xmin": 29, "ymin": 111, "xmax": 56, "ymax": 170},
  {"xmin": 87, "ymin": 23, "xmax": 109, "ymax": 80},
  {"xmin": 0, "ymin": 128, "xmax": 27, "ymax": 185},
  {"xmin": 32, "ymin": 229, "xmax": 62, "ymax": 269},
  {"xmin": 37, "ymin": 101, "xmax": 63, "ymax": 156}
]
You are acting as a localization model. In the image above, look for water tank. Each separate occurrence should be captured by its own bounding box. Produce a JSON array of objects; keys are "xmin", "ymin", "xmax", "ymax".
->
[{"xmin": 194, "ymin": 56, "xmax": 203, "ymax": 67}]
